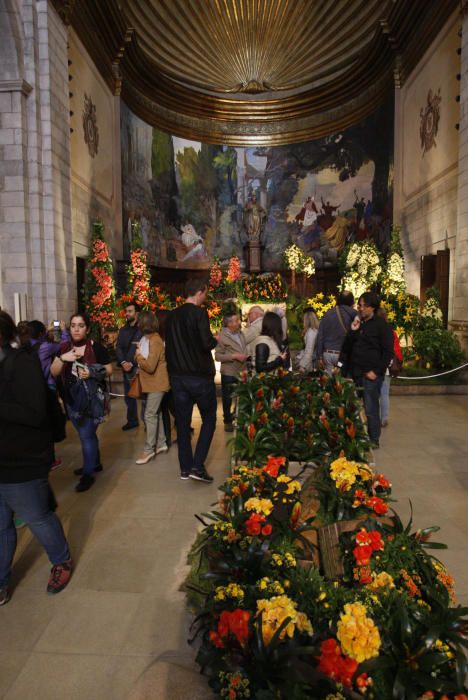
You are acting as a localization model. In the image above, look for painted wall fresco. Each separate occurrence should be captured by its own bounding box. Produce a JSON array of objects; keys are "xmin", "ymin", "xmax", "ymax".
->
[{"xmin": 121, "ymin": 98, "xmax": 393, "ymax": 270}]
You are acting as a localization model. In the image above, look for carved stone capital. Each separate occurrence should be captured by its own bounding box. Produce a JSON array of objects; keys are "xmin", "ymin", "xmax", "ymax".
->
[{"xmin": 0, "ymin": 79, "xmax": 33, "ymax": 95}]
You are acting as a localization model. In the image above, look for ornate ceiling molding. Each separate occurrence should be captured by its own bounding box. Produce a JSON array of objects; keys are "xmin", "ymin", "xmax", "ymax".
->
[{"xmin": 57, "ymin": 0, "xmax": 460, "ymax": 145}]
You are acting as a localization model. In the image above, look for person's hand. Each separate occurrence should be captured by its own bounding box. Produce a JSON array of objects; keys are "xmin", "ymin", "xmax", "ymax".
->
[
  {"xmin": 60, "ymin": 349, "xmax": 78, "ymax": 362},
  {"xmin": 365, "ymin": 370, "xmax": 377, "ymax": 381},
  {"xmin": 77, "ymin": 366, "xmax": 90, "ymax": 380},
  {"xmin": 351, "ymin": 317, "xmax": 361, "ymax": 331},
  {"xmin": 233, "ymin": 352, "xmax": 248, "ymax": 362},
  {"xmin": 59, "ymin": 320, "xmax": 66, "ymax": 332},
  {"xmin": 280, "ymin": 351, "xmax": 288, "ymax": 361},
  {"xmin": 122, "ymin": 361, "xmax": 133, "ymax": 372},
  {"xmin": 298, "ymin": 366, "xmax": 306, "ymax": 374}
]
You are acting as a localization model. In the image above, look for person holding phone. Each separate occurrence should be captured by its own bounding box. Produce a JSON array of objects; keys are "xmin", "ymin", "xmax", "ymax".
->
[
  {"xmin": 116, "ymin": 302, "xmax": 143, "ymax": 431},
  {"xmin": 51, "ymin": 314, "xmax": 112, "ymax": 492}
]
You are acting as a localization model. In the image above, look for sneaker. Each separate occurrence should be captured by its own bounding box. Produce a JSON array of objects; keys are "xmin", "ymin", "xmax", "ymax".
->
[
  {"xmin": 74, "ymin": 464, "xmax": 103, "ymax": 476},
  {"xmin": 75, "ymin": 474, "xmax": 95, "ymax": 492},
  {"xmin": 0, "ymin": 587, "xmax": 10, "ymax": 606},
  {"xmin": 47, "ymin": 559, "xmax": 72, "ymax": 594},
  {"xmin": 50, "ymin": 458, "xmax": 63, "ymax": 471},
  {"xmin": 180, "ymin": 473, "xmax": 190, "ymax": 480},
  {"xmin": 155, "ymin": 445, "xmax": 168, "ymax": 455},
  {"xmin": 135, "ymin": 452, "xmax": 155, "ymax": 464},
  {"xmin": 189, "ymin": 467, "xmax": 214, "ymax": 483},
  {"xmin": 224, "ymin": 423, "xmax": 234, "ymax": 433},
  {"xmin": 122, "ymin": 422, "xmax": 139, "ymax": 431}
]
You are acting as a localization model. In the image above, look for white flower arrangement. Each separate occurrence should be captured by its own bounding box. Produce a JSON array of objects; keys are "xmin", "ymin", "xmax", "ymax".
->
[
  {"xmin": 339, "ymin": 241, "xmax": 382, "ymax": 297},
  {"xmin": 381, "ymin": 252, "xmax": 406, "ymax": 296},
  {"xmin": 283, "ymin": 244, "xmax": 315, "ymax": 277}
]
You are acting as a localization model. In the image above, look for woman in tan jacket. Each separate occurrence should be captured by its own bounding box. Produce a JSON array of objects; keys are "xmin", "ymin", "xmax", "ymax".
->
[{"xmin": 134, "ymin": 312, "xmax": 170, "ymax": 464}]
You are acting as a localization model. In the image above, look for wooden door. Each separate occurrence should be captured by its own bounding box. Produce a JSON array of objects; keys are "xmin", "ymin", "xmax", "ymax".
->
[{"xmin": 435, "ymin": 249, "xmax": 450, "ymax": 327}]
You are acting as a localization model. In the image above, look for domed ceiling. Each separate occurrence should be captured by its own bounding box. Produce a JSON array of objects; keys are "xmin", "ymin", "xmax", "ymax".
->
[{"xmin": 63, "ymin": 0, "xmax": 458, "ymax": 145}]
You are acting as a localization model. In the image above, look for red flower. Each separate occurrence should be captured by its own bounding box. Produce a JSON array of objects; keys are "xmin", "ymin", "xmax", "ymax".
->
[
  {"xmin": 317, "ymin": 638, "xmax": 358, "ymax": 688},
  {"xmin": 247, "ymin": 423, "xmax": 256, "ymax": 441},
  {"xmin": 375, "ymin": 473, "xmax": 390, "ymax": 489},
  {"xmin": 353, "ymin": 544, "xmax": 373, "ymax": 566},
  {"xmin": 226, "ymin": 608, "xmax": 250, "ymax": 646},
  {"xmin": 258, "ymin": 412, "xmax": 268, "ymax": 425},
  {"xmin": 263, "ymin": 456, "xmax": 286, "ymax": 478},
  {"xmin": 290, "ymin": 501, "xmax": 301, "ymax": 528},
  {"xmin": 261, "ymin": 524, "xmax": 272, "ymax": 536},
  {"xmin": 245, "ymin": 513, "xmax": 266, "ymax": 536},
  {"xmin": 209, "ymin": 629, "xmax": 224, "ymax": 648},
  {"xmin": 255, "ymin": 388, "xmax": 264, "ymax": 398},
  {"xmin": 345, "ymin": 418, "xmax": 356, "ymax": 439},
  {"xmin": 356, "ymin": 672, "xmax": 372, "ymax": 690},
  {"xmin": 365, "ymin": 496, "xmax": 389, "ymax": 515}
]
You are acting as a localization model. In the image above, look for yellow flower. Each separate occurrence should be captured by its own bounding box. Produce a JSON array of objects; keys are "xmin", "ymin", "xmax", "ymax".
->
[
  {"xmin": 277, "ymin": 474, "xmax": 301, "ymax": 494},
  {"xmin": 256, "ymin": 595, "xmax": 313, "ymax": 645},
  {"xmin": 330, "ymin": 457, "xmax": 369, "ymax": 491},
  {"xmin": 337, "ymin": 602, "xmax": 381, "ymax": 662},
  {"xmin": 368, "ymin": 572, "xmax": 395, "ymax": 591},
  {"xmin": 245, "ymin": 497, "xmax": 274, "ymax": 516}
]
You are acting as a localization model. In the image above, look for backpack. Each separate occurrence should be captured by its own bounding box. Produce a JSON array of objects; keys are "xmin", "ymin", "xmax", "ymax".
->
[{"xmin": 3, "ymin": 347, "xmax": 67, "ymax": 443}]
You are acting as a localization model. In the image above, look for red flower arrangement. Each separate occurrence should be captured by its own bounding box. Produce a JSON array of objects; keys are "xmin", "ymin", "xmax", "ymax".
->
[
  {"xmin": 317, "ymin": 638, "xmax": 358, "ymax": 688},
  {"xmin": 226, "ymin": 255, "xmax": 241, "ymax": 283},
  {"xmin": 83, "ymin": 222, "xmax": 117, "ymax": 332},
  {"xmin": 209, "ymin": 609, "xmax": 251, "ymax": 648}
]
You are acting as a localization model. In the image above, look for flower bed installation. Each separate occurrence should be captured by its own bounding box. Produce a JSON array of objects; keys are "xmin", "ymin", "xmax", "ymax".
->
[
  {"xmin": 187, "ymin": 370, "xmax": 467, "ymax": 700},
  {"xmin": 83, "ymin": 222, "xmax": 117, "ymax": 334}
]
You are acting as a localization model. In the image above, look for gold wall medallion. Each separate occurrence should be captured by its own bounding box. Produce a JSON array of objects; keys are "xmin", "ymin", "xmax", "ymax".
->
[
  {"xmin": 419, "ymin": 88, "xmax": 442, "ymax": 156},
  {"xmin": 82, "ymin": 94, "xmax": 99, "ymax": 158}
]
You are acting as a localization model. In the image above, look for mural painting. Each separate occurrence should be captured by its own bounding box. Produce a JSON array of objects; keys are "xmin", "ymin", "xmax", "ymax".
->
[{"xmin": 121, "ymin": 98, "xmax": 394, "ymax": 270}]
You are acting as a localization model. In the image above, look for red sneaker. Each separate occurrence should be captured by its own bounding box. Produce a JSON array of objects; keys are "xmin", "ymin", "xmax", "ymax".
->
[
  {"xmin": 50, "ymin": 458, "xmax": 63, "ymax": 471},
  {"xmin": 47, "ymin": 559, "xmax": 72, "ymax": 595}
]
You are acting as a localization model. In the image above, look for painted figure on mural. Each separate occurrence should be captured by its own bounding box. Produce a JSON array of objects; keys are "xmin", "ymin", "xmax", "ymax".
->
[
  {"xmin": 295, "ymin": 196, "xmax": 318, "ymax": 229},
  {"xmin": 180, "ymin": 224, "xmax": 207, "ymax": 262},
  {"xmin": 244, "ymin": 192, "xmax": 266, "ymax": 241}
]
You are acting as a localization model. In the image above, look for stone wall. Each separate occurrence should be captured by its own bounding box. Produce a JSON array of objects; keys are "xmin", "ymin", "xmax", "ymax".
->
[
  {"xmin": 68, "ymin": 30, "xmax": 122, "ymax": 265},
  {"xmin": 394, "ymin": 11, "xmax": 460, "ymax": 315},
  {"xmin": 0, "ymin": 0, "xmax": 75, "ymax": 321}
]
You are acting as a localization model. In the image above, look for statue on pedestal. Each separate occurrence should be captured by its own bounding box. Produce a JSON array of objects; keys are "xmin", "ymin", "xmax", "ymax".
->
[{"xmin": 243, "ymin": 193, "xmax": 266, "ymax": 272}]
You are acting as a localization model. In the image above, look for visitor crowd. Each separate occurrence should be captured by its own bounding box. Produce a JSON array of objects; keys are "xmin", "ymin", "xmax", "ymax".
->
[{"xmin": 0, "ymin": 279, "xmax": 399, "ymax": 605}]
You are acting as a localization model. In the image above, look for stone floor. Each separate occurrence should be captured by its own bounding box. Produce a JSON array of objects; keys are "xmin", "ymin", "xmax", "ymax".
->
[{"xmin": 0, "ymin": 395, "xmax": 467, "ymax": 699}]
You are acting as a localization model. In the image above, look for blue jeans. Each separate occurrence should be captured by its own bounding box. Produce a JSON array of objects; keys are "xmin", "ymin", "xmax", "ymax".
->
[
  {"xmin": 380, "ymin": 375, "xmax": 390, "ymax": 422},
  {"xmin": 123, "ymin": 372, "xmax": 139, "ymax": 425},
  {"xmin": 68, "ymin": 411, "xmax": 100, "ymax": 476},
  {"xmin": 221, "ymin": 375, "xmax": 238, "ymax": 424},
  {"xmin": 171, "ymin": 375, "xmax": 217, "ymax": 475},
  {"xmin": 0, "ymin": 478, "xmax": 70, "ymax": 588},
  {"xmin": 362, "ymin": 376, "xmax": 384, "ymax": 443}
]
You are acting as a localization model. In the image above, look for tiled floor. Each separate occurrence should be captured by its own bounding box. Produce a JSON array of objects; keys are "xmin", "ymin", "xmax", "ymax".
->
[{"xmin": 0, "ymin": 395, "xmax": 467, "ymax": 699}]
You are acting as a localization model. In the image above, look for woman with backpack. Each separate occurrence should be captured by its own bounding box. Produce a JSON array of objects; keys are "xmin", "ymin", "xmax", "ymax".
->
[
  {"xmin": 0, "ymin": 311, "xmax": 72, "ymax": 605},
  {"xmin": 51, "ymin": 313, "xmax": 112, "ymax": 492}
]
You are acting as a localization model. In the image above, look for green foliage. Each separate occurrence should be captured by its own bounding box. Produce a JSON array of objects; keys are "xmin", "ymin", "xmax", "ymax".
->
[
  {"xmin": 411, "ymin": 327, "xmax": 464, "ymax": 370},
  {"xmin": 389, "ymin": 224, "xmax": 404, "ymax": 257},
  {"xmin": 232, "ymin": 370, "xmax": 370, "ymax": 465}
]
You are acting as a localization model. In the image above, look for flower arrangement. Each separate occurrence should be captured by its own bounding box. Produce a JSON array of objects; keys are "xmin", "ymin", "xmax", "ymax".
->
[
  {"xmin": 119, "ymin": 222, "xmax": 156, "ymax": 314},
  {"xmin": 187, "ymin": 355, "xmax": 467, "ymax": 699},
  {"xmin": 82, "ymin": 222, "xmax": 117, "ymax": 334},
  {"xmin": 226, "ymin": 255, "xmax": 242, "ymax": 283},
  {"xmin": 339, "ymin": 241, "xmax": 382, "ymax": 299},
  {"xmin": 381, "ymin": 226, "xmax": 406, "ymax": 297},
  {"xmin": 240, "ymin": 273, "xmax": 288, "ymax": 303},
  {"xmin": 283, "ymin": 244, "xmax": 316, "ymax": 278},
  {"xmin": 305, "ymin": 293, "xmax": 337, "ymax": 319},
  {"xmin": 232, "ymin": 370, "xmax": 370, "ymax": 464},
  {"xmin": 189, "ymin": 451, "xmax": 467, "ymax": 698}
]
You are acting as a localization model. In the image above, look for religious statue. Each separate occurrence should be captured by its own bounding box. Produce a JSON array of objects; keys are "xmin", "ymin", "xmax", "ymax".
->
[
  {"xmin": 243, "ymin": 192, "xmax": 265, "ymax": 272},
  {"xmin": 244, "ymin": 192, "xmax": 266, "ymax": 241}
]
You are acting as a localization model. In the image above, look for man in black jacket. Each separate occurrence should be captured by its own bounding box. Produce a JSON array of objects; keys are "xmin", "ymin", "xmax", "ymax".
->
[
  {"xmin": 116, "ymin": 302, "xmax": 142, "ymax": 430},
  {"xmin": 165, "ymin": 279, "xmax": 218, "ymax": 482},
  {"xmin": 0, "ymin": 311, "xmax": 72, "ymax": 605},
  {"xmin": 339, "ymin": 292, "xmax": 394, "ymax": 448}
]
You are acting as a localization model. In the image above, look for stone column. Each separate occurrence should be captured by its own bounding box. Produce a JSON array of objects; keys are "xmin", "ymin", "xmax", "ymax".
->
[
  {"xmin": 0, "ymin": 0, "xmax": 74, "ymax": 321},
  {"xmin": 452, "ymin": 5, "xmax": 468, "ymax": 348}
]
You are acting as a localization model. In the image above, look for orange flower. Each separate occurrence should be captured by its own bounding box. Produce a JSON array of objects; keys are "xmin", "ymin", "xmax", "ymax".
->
[
  {"xmin": 247, "ymin": 423, "xmax": 256, "ymax": 441},
  {"xmin": 263, "ymin": 456, "xmax": 286, "ymax": 478},
  {"xmin": 345, "ymin": 418, "xmax": 356, "ymax": 439}
]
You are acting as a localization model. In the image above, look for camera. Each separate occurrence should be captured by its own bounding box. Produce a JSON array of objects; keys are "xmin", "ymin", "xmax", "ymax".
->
[{"xmin": 53, "ymin": 320, "xmax": 60, "ymax": 328}]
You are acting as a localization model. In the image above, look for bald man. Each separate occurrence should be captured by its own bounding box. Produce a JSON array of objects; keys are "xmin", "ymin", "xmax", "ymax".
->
[{"xmin": 242, "ymin": 306, "xmax": 265, "ymax": 358}]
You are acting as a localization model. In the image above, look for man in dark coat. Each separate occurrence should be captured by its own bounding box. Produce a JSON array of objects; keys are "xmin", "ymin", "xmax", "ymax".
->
[
  {"xmin": 116, "ymin": 302, "xmax": 143, "ymax": 430},
  {"xmin": 339, "ymin": 292, "xmax": 394, "ymax": 448}
]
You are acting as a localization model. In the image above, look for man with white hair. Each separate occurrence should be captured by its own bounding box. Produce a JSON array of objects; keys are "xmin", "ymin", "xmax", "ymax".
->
[{"xmin": 242, "ymin": 306, "xmax": 265, "ymax": 358}]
